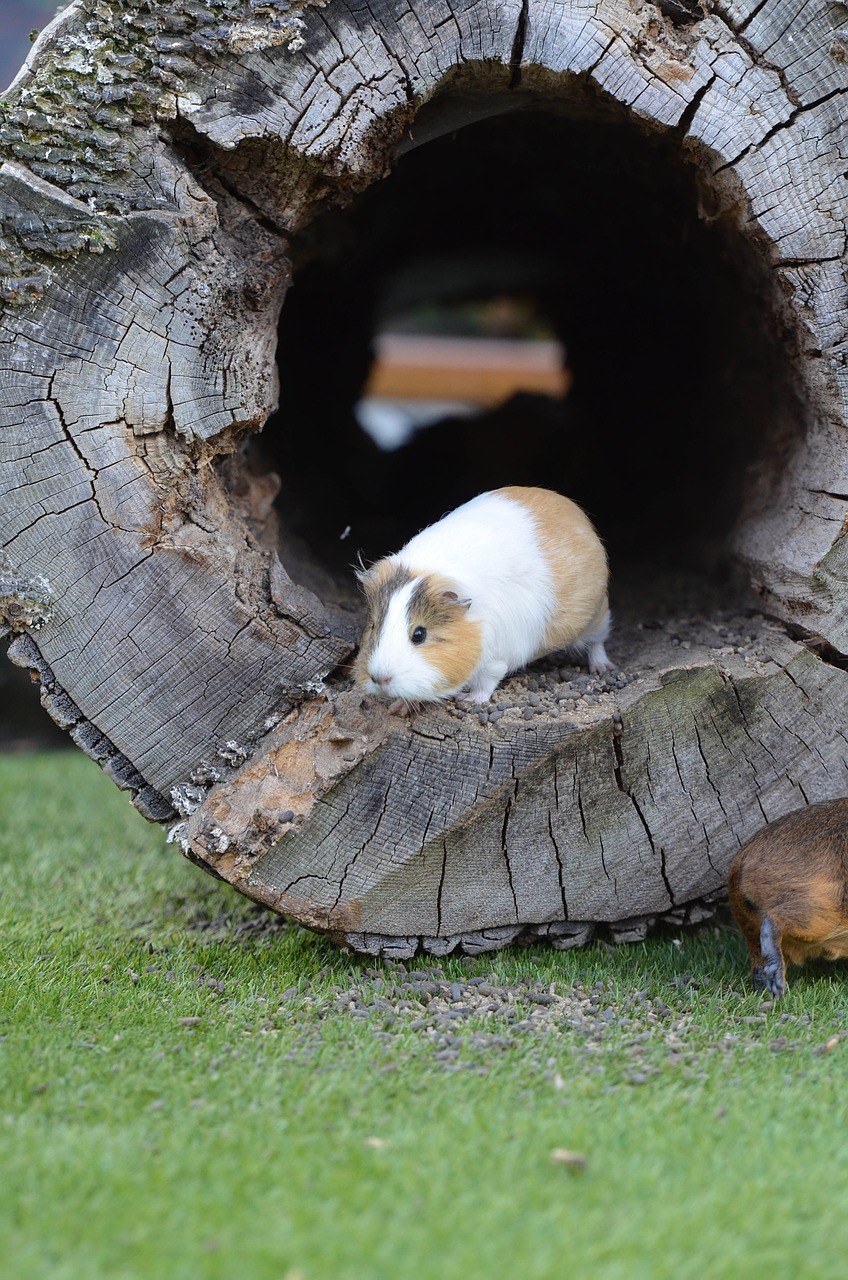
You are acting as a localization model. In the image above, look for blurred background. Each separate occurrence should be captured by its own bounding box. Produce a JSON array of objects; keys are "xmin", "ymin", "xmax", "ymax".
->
[{"xmin": 1, "ymin": 0, "xmax": 57, "ymax": 90}]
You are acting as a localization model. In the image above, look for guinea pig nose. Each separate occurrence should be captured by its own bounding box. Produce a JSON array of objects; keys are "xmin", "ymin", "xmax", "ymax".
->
[{"xmin": 372, "ymin": 673, "xmax": 392, "ymax": 687}]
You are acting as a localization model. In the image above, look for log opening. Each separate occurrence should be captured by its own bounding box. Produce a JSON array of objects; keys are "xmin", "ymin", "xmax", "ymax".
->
[
  {"xmin": 178, "ymin": 78, "xmax": 846, "ymax": 953},
  {"xmin": 257, "ymin": 95, "xmax": 807, "ymax": 637}
]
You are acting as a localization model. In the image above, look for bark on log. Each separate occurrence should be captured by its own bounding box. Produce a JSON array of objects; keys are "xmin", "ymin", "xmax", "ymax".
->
[{"xmin": 2, "ymin": 0, "xmax": 848, "ymax": 954}]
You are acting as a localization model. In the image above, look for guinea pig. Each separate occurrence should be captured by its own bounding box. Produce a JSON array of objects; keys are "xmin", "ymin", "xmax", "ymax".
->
[
  {"xmin": 353, "ymin": 485, "xmax": 611, "ymax": 712},
  {"xmin": 729, "ymin": 797, "xmax": 848, "ymax": 997}
]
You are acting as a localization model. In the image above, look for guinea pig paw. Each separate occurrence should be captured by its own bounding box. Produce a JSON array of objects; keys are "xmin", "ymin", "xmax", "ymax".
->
[
  {"xmin": 467, "ymin": 691, "xmax": 494, "ymax": 704},
  {"xmin": 388, "ymin": 699, "xmax": 422, "ymax": 717},
  {"xmin": 589, "ymin": 658, "xmax": 615, "ymax": 676},
  {"xmin": 752, "ymin": 964, "xmax": 786, "ymax": 998},
  {"xmin": 755, "ymin": 916, "xmax": 786, "ymax": 997}
]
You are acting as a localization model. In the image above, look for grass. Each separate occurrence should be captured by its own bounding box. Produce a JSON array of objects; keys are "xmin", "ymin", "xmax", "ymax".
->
[{"xmin": 3, "ymin": 752, "xmax": 848, "ymax": 1280}]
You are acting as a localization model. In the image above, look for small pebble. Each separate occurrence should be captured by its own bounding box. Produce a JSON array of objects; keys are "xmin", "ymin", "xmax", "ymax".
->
[{"xmin": 550, "ymin": 1148, "xmax": 587, "ymax": 1172}]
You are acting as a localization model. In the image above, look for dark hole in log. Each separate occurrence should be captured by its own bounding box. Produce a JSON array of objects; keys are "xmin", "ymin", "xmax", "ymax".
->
[
  {"xmin": 355, "ymin": 294, "xmax": 571, "ymax": 453},
  {"xmin": 260, "ymin": 101, "xmax": 802, "ymax": 625}
]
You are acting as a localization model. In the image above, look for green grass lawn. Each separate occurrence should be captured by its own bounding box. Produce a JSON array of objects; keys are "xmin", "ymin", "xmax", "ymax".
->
[{"xmin": 3, "ymin": 752, "xmax": 848, "ymax": 1280}]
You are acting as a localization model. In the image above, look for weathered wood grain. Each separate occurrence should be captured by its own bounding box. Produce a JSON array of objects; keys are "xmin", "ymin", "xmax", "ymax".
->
[
  {"xmin": 2, "ymin": 0, "xmax": 848, "ymax": 952},
  {"xmin": 185, "ymin": 617, "xmax": 848, "ymax": 948},
  {"xmin": 0, "ymin": 26, "xmax": 353, "ymax": 800}
]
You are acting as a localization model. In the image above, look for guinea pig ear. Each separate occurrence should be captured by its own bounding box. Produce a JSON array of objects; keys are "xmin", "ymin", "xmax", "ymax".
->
[{"xmin": 441, "ymin": 589, "xmax": 471, "ymax": 612}]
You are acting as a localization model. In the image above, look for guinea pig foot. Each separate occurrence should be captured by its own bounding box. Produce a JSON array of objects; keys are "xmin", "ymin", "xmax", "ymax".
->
[
  {"xmin": 388, "ymin": 699, "xmax": 422, "ymax": 717},
  {"xmin": 754, "ymin": 915, "xmax": 787, "ymax": 997},
  {"xmin": 587, "ymin": 640, "xmax": 615, "ymax": 676},
  {"xmin": 752, "ymin": 964, "xmax": 786, "ymax": 998},
  {"xmin": 458, "ymin": 663, "xmax": 507, "ymax": 704}
]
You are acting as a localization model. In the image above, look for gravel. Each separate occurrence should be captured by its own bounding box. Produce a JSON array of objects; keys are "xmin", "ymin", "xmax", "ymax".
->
[{"xmin": 248, "ymin": 954, "xmax": 824, "ymax": 1078}]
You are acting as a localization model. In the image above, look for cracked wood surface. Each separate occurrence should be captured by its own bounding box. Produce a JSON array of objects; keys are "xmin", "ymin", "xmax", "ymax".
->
[
  {"xmin": 0, "ymin": 165, "xmax": 352, "ymax": 797},
  {"xmin": 2, "ymin": 0, "xmax": 848, "ymax": 948},
  {"xmin": 185, "ymin": 625, "xmax": 848, "ymax": 946}
]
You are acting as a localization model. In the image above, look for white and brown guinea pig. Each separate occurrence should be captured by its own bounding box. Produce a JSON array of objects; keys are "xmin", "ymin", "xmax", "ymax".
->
[{"xmin": 354, "ymin": 485, "xmax": 611, "ymax": 710}]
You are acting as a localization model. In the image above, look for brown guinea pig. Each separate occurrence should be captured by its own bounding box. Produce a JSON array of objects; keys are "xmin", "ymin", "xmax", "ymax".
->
[{"xmin": 728, "ymin": 797, "xmax": 848, "ymax": 997}]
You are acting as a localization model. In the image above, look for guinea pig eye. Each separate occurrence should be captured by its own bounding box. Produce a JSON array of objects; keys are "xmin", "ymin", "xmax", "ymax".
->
[{"xmin": 411, "ymin": 626, "xmax": 427, "ymax": 645}]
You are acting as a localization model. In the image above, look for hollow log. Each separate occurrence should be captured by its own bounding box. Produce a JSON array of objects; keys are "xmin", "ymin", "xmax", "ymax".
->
[{"xmin": 2, "ymin": 0, "xmax": 848, "ymax": 956}]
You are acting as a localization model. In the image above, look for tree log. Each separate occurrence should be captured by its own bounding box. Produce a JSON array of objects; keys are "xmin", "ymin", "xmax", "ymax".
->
[{"xmin": 2, "ymin": 0, "xmax": 847, "ymax": 954}]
